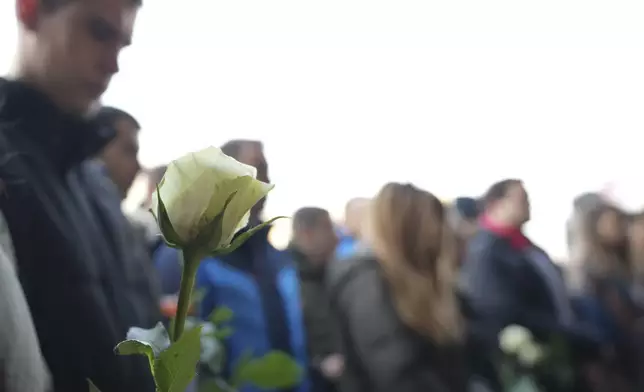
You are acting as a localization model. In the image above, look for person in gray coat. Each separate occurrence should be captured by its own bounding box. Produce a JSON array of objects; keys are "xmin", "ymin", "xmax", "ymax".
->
[
  {"xmin": 328, "ymin": 183, "xmax": 468, "ymax": 392},
  {"xmin": 0, "ymin": 213, "xmax": 51, "ymax": 392}
]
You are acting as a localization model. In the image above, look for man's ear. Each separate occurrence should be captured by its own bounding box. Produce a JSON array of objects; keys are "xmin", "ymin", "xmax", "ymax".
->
[{"xmin": 17, "ymin": 0, "xmax": 39, "ymax": 31}]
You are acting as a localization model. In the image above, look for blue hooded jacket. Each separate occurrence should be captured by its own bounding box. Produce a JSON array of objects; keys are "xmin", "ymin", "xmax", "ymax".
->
[
  {"xmin": 335, "ymin": 227, "xmax": 359, "ymax": 261},
  {"xmin": 196, "ymin": 226, "xmax": 310, "ymax": 392}
]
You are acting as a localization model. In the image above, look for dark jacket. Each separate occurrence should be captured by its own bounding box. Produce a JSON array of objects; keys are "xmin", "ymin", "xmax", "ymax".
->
[
  {"xmin": 327, "ymin": 250, "xmax": 468, "ymax": 392},
  {"xmin": 459, "ymin": 228, "xmax": 602, "ymax": 389},
  {"xmin": 0, "ymin": 79, "xmax": 160, "ymax": 392},
  {"xmin": 290, "ymin": 245, "xmax": 340, "ymax": 363},
  {"xmin": 91, "ymin": 160, "xmax": 162, "ymax": 307},
  {"xmin": 459, "ymin": 229, "xmax": 563, "ymax": 337}
]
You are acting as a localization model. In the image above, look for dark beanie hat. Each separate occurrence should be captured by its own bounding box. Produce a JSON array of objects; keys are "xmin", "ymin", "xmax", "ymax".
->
[{"xmin": 454, "ymin": 197, "xmax": 480, "ymax": 220}]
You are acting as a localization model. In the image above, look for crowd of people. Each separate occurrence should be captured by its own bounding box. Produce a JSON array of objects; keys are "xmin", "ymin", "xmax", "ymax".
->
[{"xmin": 1, "ymin": 1, "xmax": 644, "ymax": 392}]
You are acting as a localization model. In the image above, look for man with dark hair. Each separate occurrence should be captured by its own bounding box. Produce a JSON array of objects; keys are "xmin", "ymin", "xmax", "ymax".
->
[
  {"xmin": 0, "ymin": 0, "xmax": 158, "ymax": 391},
  {"xmin": 290, "ymin": 208, "xmax": 342, "ymax": 392},
  {"xmin": 154, "ymin": 140, "xmax": 311, "ymax": 392},
  {"xmin": 220, "ymin": 139, "xmax": 253, "ymax": 160},
  {"xmin": 293, "ymin": 207, "xmax": 333, "ymax": 232},
  {"xmin": 480, "ymin": 179, "xmax": 524, "ymax": 211},
  {"xmin": 96, "ymin": 106, "xmax": 141, "ymax": 198},
  {"xmin": 459, "ymin": 179, "xmax": 600, "ymax": 389}
]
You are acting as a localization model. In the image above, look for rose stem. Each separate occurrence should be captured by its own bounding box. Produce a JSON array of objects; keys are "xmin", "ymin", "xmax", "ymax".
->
[{"xmin": 172, "ymin": 249, "xmax": 200, "ymax": 342}]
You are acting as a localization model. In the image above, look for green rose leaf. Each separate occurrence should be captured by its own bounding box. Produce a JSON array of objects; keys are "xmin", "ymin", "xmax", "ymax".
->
[
  {"xmin": 115, "ymin": 322, "xmax": 171, "ymax": 376},
  {"xmin": 213, "ymin": 327, "xmax": 234, "ymax": 340},
  {"xmin": 87, "ymin": 379, "xmax": 102, "ymax": 392},
  {"xmin": 236, "ymin": 351, "xmax": 303, "ymax": 389},
  {"xmin": 154, "ymin": 325, "xmax": 203, "ymax": 392},
  {"xmin": 210, "ymin": 306, "xmax": 234, "ymax": 325},
  {"xmin": 214, "ymin": 216, "xmax": 288, "ymax": 257},
  {"xmin": 115, "ymin": 339, "xmax": 155, "ymax": 374}
]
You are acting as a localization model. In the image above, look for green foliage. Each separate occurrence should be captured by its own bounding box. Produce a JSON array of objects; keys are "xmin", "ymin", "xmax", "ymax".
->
[
  {"xmin": 154, "ymin": 326, "xmax": 202, "ymax": 392},
  {"xmin": 115, "ymin": 323, "xmax": 202, "ymax": 392},
  {"xmin": 210, "ymin": 306, "xmax": 234, "ymax": 325},
  {"xmin": 115, "ymin": 339, "xmax": 156, "ymax": 376},
  {"xmin": 201, "ymin": 307, "xmax": 303, "ymax": 391},
  {"xmin": 233, "ymin": 351, "xmax": 303, "ymax": 389},
  {"xmin": 110, "ymin": 210, "xmax": 298, "ymax": 392}
]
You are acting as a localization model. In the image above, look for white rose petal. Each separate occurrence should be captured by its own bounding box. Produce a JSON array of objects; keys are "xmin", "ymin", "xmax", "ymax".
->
[
  {"xmin": 151, "ymin": 146, "xmax": 274, "ymax": 253},
  {"xmin": 517, "ymin": 342, "xmax": 544, "ymax": 367},
  {"xmin": 499, "ymin": 325, "xmax": 533, "ymax": 355},
  {"xmin": 220, "ymin": 179, "xmax": 274, "ymax": 243}
]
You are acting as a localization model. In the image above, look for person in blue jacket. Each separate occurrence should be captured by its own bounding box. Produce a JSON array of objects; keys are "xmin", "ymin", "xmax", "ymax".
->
[{"xmin": 154, "ymin": 140, "xmax": 310, "ymax": 392}]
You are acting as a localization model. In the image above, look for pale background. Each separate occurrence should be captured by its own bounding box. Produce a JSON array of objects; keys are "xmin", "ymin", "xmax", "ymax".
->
[{"xmin": 1, "ymin": 0, "xmax": 644, "ymax": 257}]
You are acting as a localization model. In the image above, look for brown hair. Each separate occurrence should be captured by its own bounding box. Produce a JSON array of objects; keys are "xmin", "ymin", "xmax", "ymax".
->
[
  {"xmin": 629, "ymin": 211, "xmax": 644, "ymax": 279},
  {"xmin": 482, "ymin": 178, "xmax": 522, "ymax": 210},
  {"xmin": 368, "ymin": 182, "xmax": 463, "ymax": 344},
  {"xmin": 577, "ymin": 203, "xmax": 630, "ymax": 282},
  {"xmin": 293, "ymin": 207, "xmax": 330, "ymax": 231}
]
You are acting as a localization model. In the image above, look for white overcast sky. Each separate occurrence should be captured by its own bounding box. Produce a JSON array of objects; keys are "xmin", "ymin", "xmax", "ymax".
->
[{"xmin": 1, "ymin": 0, "xmax": 644, "ymax": 257}]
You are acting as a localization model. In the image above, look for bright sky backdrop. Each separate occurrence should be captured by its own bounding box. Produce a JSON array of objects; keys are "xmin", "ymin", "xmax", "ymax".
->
[{"xmin": 2, "ymin": 0, "xmax": 644, "ymax": 257}]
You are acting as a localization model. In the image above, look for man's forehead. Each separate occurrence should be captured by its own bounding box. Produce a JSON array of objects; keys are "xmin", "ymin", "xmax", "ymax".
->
[{"xmin": 82, "ymin": 0, "xmax": 138, "ymax": 44}]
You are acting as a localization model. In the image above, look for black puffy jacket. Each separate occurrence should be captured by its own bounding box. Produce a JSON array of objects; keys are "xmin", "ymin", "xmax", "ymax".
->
[
  {"xmin": 327, "ymin": 251, "xmax": 468, "ymax": 392},
  {"xmin": 0, "ymin": 78, "xmax": 160, "ymax": 392}
]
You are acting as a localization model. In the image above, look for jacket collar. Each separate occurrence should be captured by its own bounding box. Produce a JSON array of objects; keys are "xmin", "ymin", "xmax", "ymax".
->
[
  {"xmin": 480, "ymin": 214, "xmax": 531, "ymax": 250},
  {"xmin": 0, "ymin": 78, "xmax": 115, "ymax": 172}
]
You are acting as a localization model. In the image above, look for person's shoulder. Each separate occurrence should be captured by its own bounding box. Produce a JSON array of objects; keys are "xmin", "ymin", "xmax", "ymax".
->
[
  {"xmin": 327, "ymin": 248, "xmax": 380, "ymax": 296},
  {"xmin": 465, "ymin": 229, "xmax": 503, "ymax": 259},
  {"xmin": 469, "ymin": 228, "xmax": 499, "ymax": 246}
]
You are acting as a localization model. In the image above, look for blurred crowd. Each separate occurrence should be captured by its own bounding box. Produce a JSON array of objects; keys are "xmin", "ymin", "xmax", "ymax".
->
[{"xmin": 2, "ymin": 1, "xmax": 644, "ymax": 392}]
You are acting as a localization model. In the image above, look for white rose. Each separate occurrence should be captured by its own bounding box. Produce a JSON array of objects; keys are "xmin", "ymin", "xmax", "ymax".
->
[
  {"xmin": 517, "ymin": 341, "xmax": 544, "ymax": 367},
  {"xmin": 499, "ymin": 325, "xmax": 533, "ymax": 355},
  {"xmin": 151, "ymin": 146, "xmax": 274, "ymax": 254}
]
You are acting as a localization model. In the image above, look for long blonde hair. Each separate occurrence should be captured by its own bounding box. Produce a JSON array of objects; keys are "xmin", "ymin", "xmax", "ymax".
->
[{"xmin": 368, "ymin": 182, "xmax": 463, "ymax": 344}]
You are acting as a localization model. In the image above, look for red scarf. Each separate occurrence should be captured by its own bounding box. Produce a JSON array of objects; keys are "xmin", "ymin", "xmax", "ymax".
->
[{"xmin": 480, "ymin": 214, "xmax": 531, "ymax": 250}]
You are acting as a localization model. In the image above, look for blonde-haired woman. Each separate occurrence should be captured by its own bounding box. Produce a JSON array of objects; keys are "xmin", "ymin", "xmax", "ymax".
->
[{"xmin": 327, "ymin": 183, "xmax": 467, "ymax": 392}]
